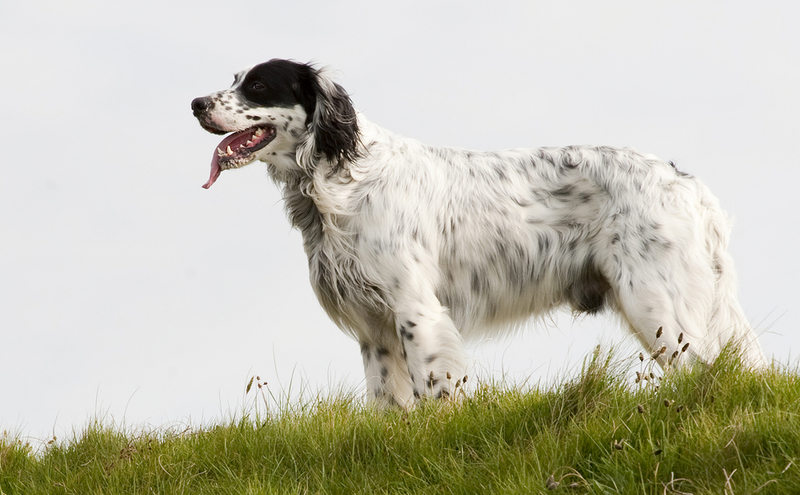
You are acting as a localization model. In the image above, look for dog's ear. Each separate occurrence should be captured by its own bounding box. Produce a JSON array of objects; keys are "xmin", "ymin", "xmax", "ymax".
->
[{"xmin": 295, "ymin": 67, "xmax": 360, "ymax": 172}]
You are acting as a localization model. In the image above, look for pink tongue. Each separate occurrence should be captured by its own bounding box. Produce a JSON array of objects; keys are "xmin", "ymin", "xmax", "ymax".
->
[
  {"xmin": 201, "ymin": 130, "xmax": 247, "ymax": 189},
  {"xmin": 202, "ymin": 155, "xmax": 221, "ymax": 189}
]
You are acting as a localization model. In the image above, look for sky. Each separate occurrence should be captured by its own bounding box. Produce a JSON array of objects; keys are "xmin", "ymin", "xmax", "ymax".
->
[{"xmin": 1, "ymin": 1, "xmax": 799, "ymax": 442}]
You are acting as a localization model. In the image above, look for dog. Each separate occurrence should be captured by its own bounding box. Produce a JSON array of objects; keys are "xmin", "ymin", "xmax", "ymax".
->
[{"xmin": 191, "ymin": 59, "xmax": 765, "ymax": 407}]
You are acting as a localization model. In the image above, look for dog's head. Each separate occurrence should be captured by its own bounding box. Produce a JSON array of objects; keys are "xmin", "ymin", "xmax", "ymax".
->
[{"xmin": 191, "ymin": 59, "xmax": 359, "ymax": 188}]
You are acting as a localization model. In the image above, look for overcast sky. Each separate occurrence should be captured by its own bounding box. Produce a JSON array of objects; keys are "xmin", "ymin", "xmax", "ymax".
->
[{"xmin": 2, "ymin": 1, "xmax": 799, "ymax": 442}]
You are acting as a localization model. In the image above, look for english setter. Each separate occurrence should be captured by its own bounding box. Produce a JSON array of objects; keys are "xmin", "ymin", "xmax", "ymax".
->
[{"xmin": 191, "ymin": 59, "xmax": 765, "ymax": 407}]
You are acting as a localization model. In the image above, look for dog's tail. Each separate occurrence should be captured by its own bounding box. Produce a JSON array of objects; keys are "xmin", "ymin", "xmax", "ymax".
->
[{"xmin": 703, "ymin": 189, "xmax": 766, "ymax": 368}]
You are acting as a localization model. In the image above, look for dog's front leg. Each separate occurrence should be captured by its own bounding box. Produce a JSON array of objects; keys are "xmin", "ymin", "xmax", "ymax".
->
[
  {"xmin": 359, "ymin": 335, "xmax": 416, "ymax": 409},
  {"xmin": 395, "ymin": 297, "xmax": 466, "ymax": 400}
]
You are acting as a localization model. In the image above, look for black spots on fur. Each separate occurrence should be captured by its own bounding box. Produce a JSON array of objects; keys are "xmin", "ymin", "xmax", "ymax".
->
[
  {"xmin": 413, "ymin": 389, "xmax": 421, "ymax": 399},
  {"xmin": 399, "ymin": 326, "xmax": 414, "ymax": 341},
  {"xmin": 406, "ymin": 321, "xmax": 417, "ymax": 328},
  {"xmin": 494, "ymin": 165, "xmax": 509, "ymax": 181},
  {"xmin": 568, "ymin": 239, "xmax": 579, "ymax": 253},
  {"xmin": 567, "ymin": 256, "xmax": 611, "ymax": 315},
  {"xmin": 244, "ymin": 115, "xmax": 262, "ymax": 121},
  {"xmin": 471, "ymin": 270, "xmax": 489, "ymax": 295},
  {"xmin": 427, "ymin": 375, "xmax": 439, "ymax": 388},
  {"xmin": 425, "ymin": 354, "xmax": 438, "ymax": 364},
  {"xmin": 436, "ymin": 390, "xmax": 450, "ymax": 399},
  {"xmin": 551, "ymin": 184, "xmax": 574, "ymax": 200},
  {"xmin": 513, "ymin": 196, "xmax": 533, "ymax": 208},
  {"xmin": 538, "ymin": 234, "xmax": 551, "ymax": 254},
  {"xmin": 669, "ymin": 160, "xmax": 692, "ymax": 177},
  {"xmin": 611, "ymin": 234, "xmax": 621, "ymax": 244},
  {"xmin": 579, "ymin": 192, "xmax": 593, "ymax": 204},
  {"xmin": 641, "ymin": 237, "xmax": 654, "ymax": 253},
  {"xmin": 380, "ymin": 366, "xmax": 388, "ymax": 379},
  {"xmin": 411, "ymin": 228, "xmax": 429, "ymax": 250},
  {"xmin": 495, "ymin": 240, "xmax": 508, "ymax": 259},
  {"xmin": 562, "ymin": 151, "xmax": 582, "ymax": 168},
  {"xmin": 376, "ymin": 347, "xmax": 390, "ymax": 359},
  {"xmin": 536, "ymin": 148, "xmax": 558, "ymax": 167},
  {"xmin": 360, "ymin": 343, "xmax": 370, "ymax": 359}
]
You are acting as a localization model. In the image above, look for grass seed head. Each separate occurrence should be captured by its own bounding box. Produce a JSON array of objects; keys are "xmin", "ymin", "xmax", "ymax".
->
[
  {"xmin": 546, "ymin": 475, "xmax": 559, "ymax": 490},
  {"xmin": 656, "ymin": 326, "xmax": 663, "ymax": 338},
  {"xmin": 682, "ymin": 343, "xmax": 690, "ymax": 353},
  {"xmin": 651, "ymin": 345, "xmax": 667, "ymax": 359},
  {"xmin": 637, "ymin": 404, "xmax": 645, "ymax": 414},
  {"xmin": 677, "ymin": 333, "xmax": 683, "ymax": 344},
  {"xmin": 639, "ymin": 352, "xmax": 644, "ymax": 362}
]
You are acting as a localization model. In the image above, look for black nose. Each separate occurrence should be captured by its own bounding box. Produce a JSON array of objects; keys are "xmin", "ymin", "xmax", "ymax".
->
[{"xmin": 191, "ymin": 97, "xmax": 213, "ymax": 115}]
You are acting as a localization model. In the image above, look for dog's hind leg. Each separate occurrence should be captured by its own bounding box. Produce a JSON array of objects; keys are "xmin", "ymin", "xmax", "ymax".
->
[{"xmin": 610, "ymin": 233, "xmax": 720, "ymax": 366}]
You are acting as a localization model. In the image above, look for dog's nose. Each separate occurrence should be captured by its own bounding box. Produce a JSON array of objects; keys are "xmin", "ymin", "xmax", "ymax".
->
[{"xmin": 191, "ymin": 97, "xmax": 213, "ymax": 115}]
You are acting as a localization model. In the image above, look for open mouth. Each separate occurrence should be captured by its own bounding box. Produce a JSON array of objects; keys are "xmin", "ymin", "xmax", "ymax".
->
[{"xmin": 202, "ymin": 125, "xmax": 277, "ymax": 189}]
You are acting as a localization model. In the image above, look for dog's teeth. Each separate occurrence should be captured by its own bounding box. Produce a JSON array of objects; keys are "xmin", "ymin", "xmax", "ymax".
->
[
  {"xmin": 226, "ymin": 146, "xmax": 234, "ymax": 156},
  {"xmin": 254, "ymin": 128, "xmax": 264, "ymax": 137},
  {"xmin": 217, "ymin": 147, "xmax": 225, "ymax": 157},
  {"xmin": 245, "ymin": 140, "xmax": 253, "ymax": 146}
]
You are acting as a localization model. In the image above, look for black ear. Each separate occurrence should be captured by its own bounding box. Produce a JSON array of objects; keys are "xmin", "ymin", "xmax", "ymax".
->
[{"xmin": 296, "ymin": 67, "xmax": 360, "ymax": 171}]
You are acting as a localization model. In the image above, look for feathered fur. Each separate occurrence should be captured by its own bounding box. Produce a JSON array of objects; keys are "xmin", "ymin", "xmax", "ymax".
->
[{"xmin": 192, "ymin": 59, "xmax": 765, "ymax": 407}]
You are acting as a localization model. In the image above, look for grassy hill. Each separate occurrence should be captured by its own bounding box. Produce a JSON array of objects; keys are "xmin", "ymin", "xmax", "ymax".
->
[{"xmin": 2, "ymin": 345, "xmax": 799, "ymax": 494}]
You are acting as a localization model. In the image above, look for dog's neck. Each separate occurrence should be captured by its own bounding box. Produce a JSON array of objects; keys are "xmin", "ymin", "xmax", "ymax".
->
[{"xmin": 277, "ymin": 172, "xmax": 325, "ymax": 258}]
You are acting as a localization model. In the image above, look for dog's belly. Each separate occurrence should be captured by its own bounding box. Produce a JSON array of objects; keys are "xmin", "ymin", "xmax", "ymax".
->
[{"xmin": 435, "ymin": 223, "xmax": 610, "ymax": 339}]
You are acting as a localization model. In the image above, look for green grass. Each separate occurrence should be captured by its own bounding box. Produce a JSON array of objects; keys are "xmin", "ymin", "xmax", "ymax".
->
[{"xmin": 2, "ymin": 345, "xmax": 800, "ymax": 494}]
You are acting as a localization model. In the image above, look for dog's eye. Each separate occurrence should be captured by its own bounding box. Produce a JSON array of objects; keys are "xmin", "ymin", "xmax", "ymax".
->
[{"xmin": 250, "ymin": 82, "xmax": 267, "ymax": 91}]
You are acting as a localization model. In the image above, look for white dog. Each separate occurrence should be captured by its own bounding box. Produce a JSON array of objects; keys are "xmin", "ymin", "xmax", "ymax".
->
[{"xmin": 192, "ymin": 59, "xmax": 765, "ymax": 407}]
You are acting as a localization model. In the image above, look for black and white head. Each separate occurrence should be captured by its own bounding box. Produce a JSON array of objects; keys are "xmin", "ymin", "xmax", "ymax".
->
[{"xmin": 191, "ymin": 59, "xmax": 359, "ymax": 188}]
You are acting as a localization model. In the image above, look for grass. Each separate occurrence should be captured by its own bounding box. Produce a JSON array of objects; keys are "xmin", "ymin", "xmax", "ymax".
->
[{"xmin": 2, "ymin": 343, "xmax": 800, "ymax": 494}]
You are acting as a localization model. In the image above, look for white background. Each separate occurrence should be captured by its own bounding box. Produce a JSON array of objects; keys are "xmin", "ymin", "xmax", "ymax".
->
[{"xmin": 1, "ymin": 1, "xmax": 798, "ymax": 442}]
